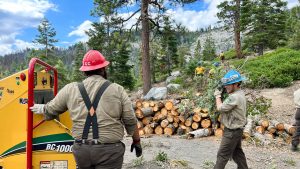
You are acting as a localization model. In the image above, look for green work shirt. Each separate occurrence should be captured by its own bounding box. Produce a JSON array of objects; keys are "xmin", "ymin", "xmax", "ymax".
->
[
  {"xmin": 44, "ymin": 75, "xmax": 137, "ymax": 143},
  {"xmin": 217, "ymin": 89, "xmax": 247, "ymax": 129}
]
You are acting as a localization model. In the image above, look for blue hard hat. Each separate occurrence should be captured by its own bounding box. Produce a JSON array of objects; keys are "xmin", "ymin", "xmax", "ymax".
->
[{"xmin": 221, "ymin": 69, "xmax": 245, "ymax": 86}]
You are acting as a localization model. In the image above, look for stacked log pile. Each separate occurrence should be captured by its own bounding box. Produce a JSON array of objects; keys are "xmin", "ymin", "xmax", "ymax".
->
[
  {"xmin": 134, "ymin": 100, "xmax": 295, "ymax": 144},
  {"xmin": 134, "ymin": 99, "xmax": 223, "ymax": 138},
  {"xmin": 242, "ymin": 118, "xmax": 295, "ymax": 145}
]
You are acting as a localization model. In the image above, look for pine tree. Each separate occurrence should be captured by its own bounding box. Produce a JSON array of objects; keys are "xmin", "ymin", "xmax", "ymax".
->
[
  {"xmin": 287, "ymin": 6, "xmax": 300, "ymax": 49},
  {"xmin": 33, "ymin": 18, "xmax": 58, "ymax": 58},
  {"xmin": 111, "ymin": 40, "xmax": 135, "ymax": 90},
  {"xmin": 72, "ymin": 42, "xmax": 86, "ymax": 82},
  {"xmin": 241, "ymin": 0, "xmax": 287, "ymax": 55},
  {"xmin": 90, "ymin": 0, "xmax": 196, "ymax": 94},
  {"xmin": 217, "ymin": 0, "xmax": 242, "ymax": 58},
  {"xmin": 202, "ymin": 36, "xmax": 216, "ymax": 61},
  {"xmin": 194, "ymin": 40, "xmax": 201, "ymax": 61}
]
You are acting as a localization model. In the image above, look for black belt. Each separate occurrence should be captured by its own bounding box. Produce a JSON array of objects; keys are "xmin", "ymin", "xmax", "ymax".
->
[
  {"xmin": 74, "ymin": 139, "xmax": 117, "ymax": 145},
  {"xmin": 225, "ymin": 127, "xmax": 243, "ymax": 131}
]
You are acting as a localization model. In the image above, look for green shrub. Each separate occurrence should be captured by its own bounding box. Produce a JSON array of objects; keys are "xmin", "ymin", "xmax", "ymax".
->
[
  {"xmin": 155, "ymin": 151, "xmax": 168, "ymax": 162},
  {"xmin": 232, "ymin": 48, "xmax": 300, "ymax": 88}
]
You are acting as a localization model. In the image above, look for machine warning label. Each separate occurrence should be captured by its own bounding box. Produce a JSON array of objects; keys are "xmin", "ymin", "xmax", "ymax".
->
[{"xmin": 40, "ymin": 160, "xmax": 68, "ymax": 169}]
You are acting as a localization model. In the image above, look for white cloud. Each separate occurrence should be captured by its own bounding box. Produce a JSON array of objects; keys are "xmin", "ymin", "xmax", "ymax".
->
[
  {"xmin": 165, "ymin": 0, "xmax": 225, "ymax": 31},
  {"xmin": 287, "ymin": 0, "xmax": 299, "ymax": 8},
  {"xmin": 68, "ymin": 20, "xmax": 93, "ymax": 42},
  {"xmin": 0, "ymin": 0, "xmax": 55, "ymax": 56}
]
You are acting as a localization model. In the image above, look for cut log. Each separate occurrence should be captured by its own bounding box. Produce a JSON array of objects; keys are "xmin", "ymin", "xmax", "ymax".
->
[
  {"xmin": 255, "ymin": 126, "xmax": 265, "ymax": 134},
  {"xmin": 170, "ymin": 109, "xmax": 179, "ymax": 116},
  {"xmin": 142, "ymin": 101, "xmax": 150, "ymax": 108},
  {"xmin": 264, "ymin": 132, "xmax": 275, "ymax": 139},
  {"xmin": 214, "ymin": 128, "xmax": 223, "ymax": 138},
  {"xmin": 243, "ymin": 118, "xmax": 254, "ymax": 138},
  {"xmin": 152, "ymin": 105, "xmax": 159, "ymax": 112},
  {"xmin": 276, "ymin": 130, "xmax": 284, "ymax": 135},
  {"xmin": 160, "ymin": 119, "xmax": 169, "ymax": 128},
  {"xmin": 173, "ymin": 116, "xmax": 180, "ymax": 123},
  {"xmin": 284, "ymin": 123, "xmax": 296, "ymax": 135},
  {"xmin": 136, "ymin": 100, "xmax": 143, "ymax": 108},
  {"xmin": 137, "ymin": 121, "xmax": 144, "ymax": 129},
  {"xmin": 253, "ymin": 132, "xmax": 272, "ymax": 145},
  {"xmin": 154, "ymin": 126, "xmax": 163, "ymax": 135},
  {"xmin": 191, "ymin": 122, "xmax": 200, "ymax": 130},
  {"xmin": 135, "ymin": 108, "xmax": 144, "ymax": 119},
  {"xmin": 139, "ymin": 128, "xmax": 145, "ymax": 136},
  {"xmin": 149, "ymin": 101, "xmax": 155, "ymax": 107},
  {"xmin": 160, "ymin": 108, "xmax": 168, "ymax": 116},
  {"xmin": 184, "ymin": 117, "xmax": 193, "ymax": 127},
  {"xmin": 192, "ymin": 113, "xmax": 201, "ymax": 122},
  {"xmin": 271, "ymin": 120, "xmax": 284, "ymax": 131},
  {"xmin": 188, "ymin": 128, "xmax": 213, "ymax": 138},
  {"xmin": 258, "ymin": 119, "xmax": 269, "ymax": 129},
  {"xmin": 173, "ymin": 122, "xmax": 179, "ymax": 128},
  {"xmin": 165, "ymin": 100, "xmax": 174, "ymax": 110},
  {"xmin": 177, "ymin": 125, "xmax": 185, "ymax": 135},
  {"xmin": 193, "ymin": 107, "xmax": 201, "ymax": 114},
  {"xmin": 278, "ymin": 132, "xmax": 292, "ymax": 144},
  {"xmin": 150, "ymin": 122, "xmax": 159, "ymax": 129},
  {"xmin": 164, "ymin": 124, "xmax": 175, "ymax": 136},
  {"xmin": 201, "ymin": 119, "xmax": 212, "ymax": 128},
  {"xmin": 141, "ymin": 107, "xmax": 154, "ymax": 117},
  {"xmin": 178, "ymin": 115, "xmax": 186, "ymax": 123},
  {"xmin": 167, "ymin": 114, "xmax": 174, "ymax": 123},
  {"xmin": 201, "ymin": 108, "xmax": 209, "ymax": 113},
  {"xmin": 184, "ymin": 127, "xmax": 193, "ymax": 134},
  {"xmin": 201, "ymin": 113, "xmax": 209, "ymax": 118},
  {"xmin": 142, "ymin": 116, "xmax": 153, "ymax": 125},
  {"xmin": 144, "ymin": 125, "xmax": 153, "ymax": 134},
  {"xmin": 267, "ymin": 125, "xmax": 276, "ymax": 134}
]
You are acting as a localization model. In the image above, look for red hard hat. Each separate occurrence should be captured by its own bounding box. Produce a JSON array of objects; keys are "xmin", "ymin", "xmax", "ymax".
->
[{"xmin": 79, "ymin": 50, "xmax": 110, "ymax": 71}]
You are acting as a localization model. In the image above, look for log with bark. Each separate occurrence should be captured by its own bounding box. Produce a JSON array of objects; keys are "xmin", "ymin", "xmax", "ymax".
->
[
  {"xmin": 191, "ymin": 122, "xmax": 200, "ymax": 130},
  {"xmin": 160, "ymin": 119, "xmax": 169, "ymax": 128},
  {"xmin": 214, "ymin": 128, "xmax": 223, "ymax": 138},
  {"xmin": 144, "ymin": 124, "xmax": 153, "ymax": 135},
  {"xmin": 142, "ymin": 116, "xmax": 153, "ymax": 125},
  {"xmin": 271, "ymin": 120, "xmax": 284, "ymax": 131},
  {"xmin": 165, "ymin": 100, "xmax": 174, "ymax": 110},
  {"xmin": 267, "ymin": 125, "xmax": 276, "ymax": 134},
  {"xmin": 257, "ymin": 119, "xmax": 269, "ymax": 129},
  {"xmin": 192, "ymin": 113, "xmax": 201, "ymax": 122},
  {"xmin": 135, "ymin": 107, "xmax": 154, "ymax": 119},
  {"xmin": 164, "ymin": 124, "xmax": 175, "ymax": 136},
  {"xmin": 253, "ymin": 132, "xmax": 272, "ymax": 145},
  {"xmin": 255, "ymin": 126, "xmax": 265, "ymax": 134},
  {"xmin": 284, "ymin": 123, "xmax": 296, "ymax": 135},
  {"xmin": 243, "ymin": 118, "xmax": 254, "ymax": 138},
  {"xmin": 188, "ymin": 128, "xmax": 213, "ymax": 138},
  {"xmin": 184, "ymin": 117, "xmax": 193, "ymax": 127}
]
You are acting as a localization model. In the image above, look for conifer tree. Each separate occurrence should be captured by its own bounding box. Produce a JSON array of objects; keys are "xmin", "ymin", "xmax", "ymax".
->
[
  {"xmin": 241, "ymin": 0, "xmax": 287, "ymax": 55},
  {"xmin": 33, "ymin": 18, "xmax": 58, "ymax": 58},
  {"xmin": 202, "ymin": 35, "xmax": 216, "ymax": 61},
  {"xmin": 194, "ymin": 40, "xmax": 202, "ymax": 61},
  {"xmin": 72, "ymin": 42, "xmax": 86, "ymax": 82}
]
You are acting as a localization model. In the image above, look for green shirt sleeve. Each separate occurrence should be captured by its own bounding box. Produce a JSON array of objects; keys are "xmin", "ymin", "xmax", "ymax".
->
[
  {"xmin": 44, "ymin": 84, "xmax": 69, "ymax": 120},
  {"xmin": 218, "ymin": 94, "xmax": 238, "ymax": 113}
]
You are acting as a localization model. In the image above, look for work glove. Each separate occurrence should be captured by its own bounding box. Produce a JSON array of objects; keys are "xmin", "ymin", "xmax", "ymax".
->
[
  {"xmin": 214, "ymin": 89, "xmax": 222, "ymax": 98},
  {"xmin": 30, "ymin": 104, "xmax": 45, "ymax": 114},
  {"xmin": 130, "ymin": 139, "xmax": 142, "ymax": 157}
]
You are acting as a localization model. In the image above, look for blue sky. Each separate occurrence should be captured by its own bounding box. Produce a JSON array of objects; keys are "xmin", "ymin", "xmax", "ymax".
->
[{"xmin": 0, "ymin": 0, "xmax": 298, "ymax": 56}]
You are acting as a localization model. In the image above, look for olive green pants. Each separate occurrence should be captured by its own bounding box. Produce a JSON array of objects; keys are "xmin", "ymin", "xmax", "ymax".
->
[
  {"xmin": 72, "ymin": 142, "xmax": 125, "ymax": 169},
  {"xmin": 214, "ymin": 128, "xmax": 248, "ymax": 169}
]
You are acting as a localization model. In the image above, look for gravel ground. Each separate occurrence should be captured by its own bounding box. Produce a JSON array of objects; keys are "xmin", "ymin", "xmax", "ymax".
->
[
  {"xmin": 122, "ymin": 135, "xmax": 300, "ymax": 169},
  {"xmin": 123, "ymin": 81, "xmax": 300, "ymax": 169}
]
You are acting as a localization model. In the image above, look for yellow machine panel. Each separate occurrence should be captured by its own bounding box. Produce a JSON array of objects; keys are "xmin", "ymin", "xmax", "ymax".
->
[{"xmin": 0, "ymin": 68, "xmax": 75, "ymax": 169}]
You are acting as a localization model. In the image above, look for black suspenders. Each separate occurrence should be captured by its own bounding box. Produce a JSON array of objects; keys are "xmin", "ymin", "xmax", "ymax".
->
[{"xmin": 77, "ymin": 81, "xmax": 111, "ymax": 141}]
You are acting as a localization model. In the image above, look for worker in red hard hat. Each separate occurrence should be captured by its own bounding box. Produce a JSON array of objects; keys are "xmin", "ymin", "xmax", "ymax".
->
[{"xmin": 30, "ymin": 50, "xmax": 141, "ymax": 169}]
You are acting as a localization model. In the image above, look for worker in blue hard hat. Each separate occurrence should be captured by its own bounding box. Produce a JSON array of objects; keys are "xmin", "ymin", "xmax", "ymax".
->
[{"xmin": 213, "ymin": 69, "xmax": 248, "ymax": 169}]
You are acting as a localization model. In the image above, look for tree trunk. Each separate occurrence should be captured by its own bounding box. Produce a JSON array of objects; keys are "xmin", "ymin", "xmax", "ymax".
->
[
  {"xmin": 188, "ymin": 128, "xmax": 213, "ymax": 138},
  {"xmin": 141, "ymin": 0, "xmax": 151, "ymax": 95},
  {"xmin": 234, "ymin": 0, "xmax": 242, "ymax": 59},
  {"xmin": 243, "ymin": 118, "xmax": 254, "ymax": 138}
]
